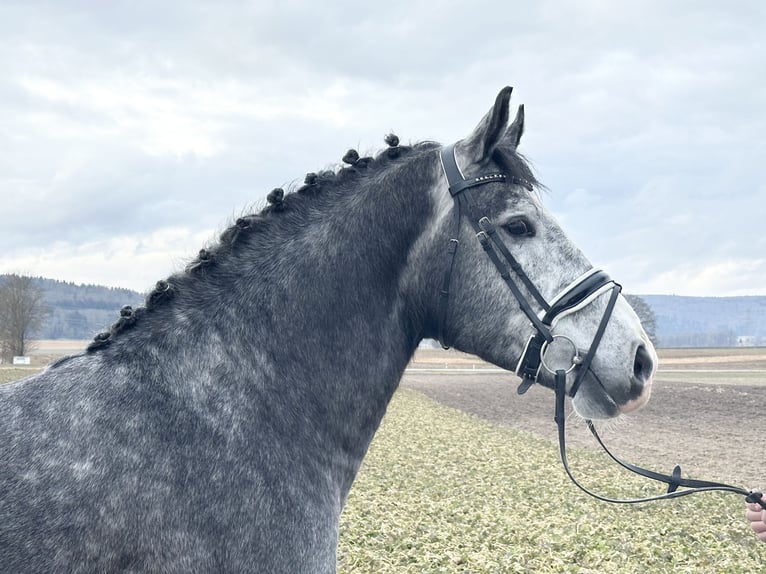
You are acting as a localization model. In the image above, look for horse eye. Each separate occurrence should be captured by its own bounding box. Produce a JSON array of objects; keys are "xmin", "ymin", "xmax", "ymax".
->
[{"xmin": 505, "ymin": 219, "xmax": 533, "ymax": 236}]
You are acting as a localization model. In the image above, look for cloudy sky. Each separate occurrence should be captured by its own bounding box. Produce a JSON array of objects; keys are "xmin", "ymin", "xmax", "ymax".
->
[{"xmin": 1, "ymin": 1, "xmax": 764, "ymax": 296}]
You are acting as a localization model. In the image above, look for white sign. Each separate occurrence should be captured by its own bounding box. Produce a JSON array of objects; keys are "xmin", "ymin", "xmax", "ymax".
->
[{"xmin": 12, "ymin": 356, "xmax": 31, "ymax": 365}]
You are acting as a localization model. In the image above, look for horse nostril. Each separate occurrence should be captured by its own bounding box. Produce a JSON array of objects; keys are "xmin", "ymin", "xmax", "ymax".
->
[
  {"xmin": 633, "ymin": 344, "xmax": 653, "ymax": 384},
  {"xmin": 621, "ymin": 344, "xmax": 655, "ymax": 410}
]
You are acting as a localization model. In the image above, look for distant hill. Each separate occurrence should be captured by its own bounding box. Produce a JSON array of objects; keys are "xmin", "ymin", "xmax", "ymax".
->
[
  {"xmin": 22, "ymin": 277, "xmax": 144, "ymax": 340},
  {"xmin": 9, "ymin": 276, "xmax": 766, "ymax": 347},
  {"xmin": 641, "ymin": 295, "xmax": 766, "ymax": 347}
]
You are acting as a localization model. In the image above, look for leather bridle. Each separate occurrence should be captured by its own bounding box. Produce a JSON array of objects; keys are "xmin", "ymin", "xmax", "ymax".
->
[
  {"xmin": 437, "ymin": 143, "xmax": 621, "ymax": 399},
  {"xmin": 436, "ymin": 142, "xmax": 765, "ymax": 511}
]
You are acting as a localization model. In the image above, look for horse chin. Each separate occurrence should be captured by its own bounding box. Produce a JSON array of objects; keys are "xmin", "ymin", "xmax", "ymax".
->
[
  {"xmin": 573, "ymin": 375, "xmax": 654, "ymax": 419},
  {"xmin": 571, "ymin": 390, "xmax": 621, "ymax": 420}
]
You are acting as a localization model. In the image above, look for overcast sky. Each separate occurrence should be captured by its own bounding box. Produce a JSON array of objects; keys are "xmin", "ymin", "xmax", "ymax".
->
[{"xmin": 1, "ymin": 1, "xmax": 764, "ymax": 296}]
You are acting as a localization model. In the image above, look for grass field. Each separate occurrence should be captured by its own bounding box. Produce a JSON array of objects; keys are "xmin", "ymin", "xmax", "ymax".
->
[
  {"xmin": 0, "ymin": 368, "xmax": 38, "ymax": 385},
  {"xmin": 337, "ymin": 389, "xmax": 764, "ymax": 573},
  {"xmin": 2, "ymin": 348, "xmax": 765, "ymax": 572}
]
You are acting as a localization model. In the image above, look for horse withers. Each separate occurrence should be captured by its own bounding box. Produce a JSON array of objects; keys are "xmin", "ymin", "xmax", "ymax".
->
[{"xmin": 0, "ymin": 87, "xmax": 655, "ymax": 572}]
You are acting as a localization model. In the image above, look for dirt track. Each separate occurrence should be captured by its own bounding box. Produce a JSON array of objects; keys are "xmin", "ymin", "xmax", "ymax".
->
[{"xmin": 402, "ymin": 349, "xmax": 766, "ymax": 489}]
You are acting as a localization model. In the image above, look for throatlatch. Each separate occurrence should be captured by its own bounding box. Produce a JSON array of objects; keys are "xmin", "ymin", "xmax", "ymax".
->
[{"xmin": 437, "ymin": 141, "xmax": 765, "ymax": 512}]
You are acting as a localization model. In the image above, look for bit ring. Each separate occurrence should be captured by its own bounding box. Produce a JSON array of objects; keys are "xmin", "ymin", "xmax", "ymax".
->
[{"xmin": 540, "ymin": 335, "xmax": 582, "ymax": 375}]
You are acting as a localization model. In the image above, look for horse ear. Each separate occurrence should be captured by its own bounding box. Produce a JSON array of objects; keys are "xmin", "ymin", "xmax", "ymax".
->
[
  {"xmin": 504, "ymin": 104, "xmax": 525, "ymax": 149},
  {"xmin": 457, "ymin": 86, "xmax": 513, "ymax": 164}
]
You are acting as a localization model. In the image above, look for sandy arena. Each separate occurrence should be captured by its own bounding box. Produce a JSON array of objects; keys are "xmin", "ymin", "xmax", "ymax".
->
[{"xmin": 403, "ymin": 348, "xmax": 766, "ymax": 489}]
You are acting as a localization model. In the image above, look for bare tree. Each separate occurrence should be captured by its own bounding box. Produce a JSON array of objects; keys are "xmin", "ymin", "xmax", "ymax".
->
[
  {"xmin": 0, "ymin": 274, "xmax": 50, "ymax": 362},
  {"xmin": 624, "ymin": 294, "xmax": 658, "ymax": 347}
]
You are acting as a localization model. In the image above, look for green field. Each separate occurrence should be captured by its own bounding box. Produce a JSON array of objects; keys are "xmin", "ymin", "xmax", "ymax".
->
[
  {"xmin": 0, "ymin": 368, "xmax": 38, "ymax": 385},
  {"xmin": 657, "ymin": 370, "xmax": 766, "ymax": 385}
]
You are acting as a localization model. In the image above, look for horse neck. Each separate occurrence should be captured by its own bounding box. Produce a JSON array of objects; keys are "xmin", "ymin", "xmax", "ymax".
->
[
  {"xmin": 236, "ymin": 153, "xmax": 438, "ymax": 359},
  {"xmin": 124, "ymin": 150, "xmax": 440, "ymax": 493}
]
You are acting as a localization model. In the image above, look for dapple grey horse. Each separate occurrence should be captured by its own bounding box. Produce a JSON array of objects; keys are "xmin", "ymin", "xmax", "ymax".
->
[{"xmin": 0, "ymin": 87, "xmax": 655, "ymax": 572}]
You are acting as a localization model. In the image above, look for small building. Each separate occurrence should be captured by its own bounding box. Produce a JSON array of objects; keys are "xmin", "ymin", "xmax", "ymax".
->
[{"xmin": 736, "ymin": 335, "xmax": 757, "ymax": 347}]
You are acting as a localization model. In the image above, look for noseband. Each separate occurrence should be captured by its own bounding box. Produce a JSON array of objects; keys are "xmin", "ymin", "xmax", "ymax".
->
[{"xmin": 437, "ymin": 142, "xmax": 765, "ymax": 511}]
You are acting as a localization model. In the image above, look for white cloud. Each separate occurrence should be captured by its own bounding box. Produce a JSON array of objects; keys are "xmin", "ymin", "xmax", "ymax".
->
[
  {"xmin": 0, "ymin": 0, "xmax": 764, "ymax": 296},
  {"xmin": 635, "ymin": 259, "xmax": 766, "ymax": 297},
  {"xmin": 0, "ymin": 226, "xmax": 215, "ymax": 292}
]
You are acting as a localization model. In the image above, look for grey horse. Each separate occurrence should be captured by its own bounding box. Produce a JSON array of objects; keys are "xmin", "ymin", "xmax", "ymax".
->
[{"xmin": 0, "ymin": 87, "xmax": 655, "ymax": 572}]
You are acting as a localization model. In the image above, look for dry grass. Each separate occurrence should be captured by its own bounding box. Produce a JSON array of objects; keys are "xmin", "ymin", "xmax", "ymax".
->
[
  {"xmin": 338, "ymin": 390, "xmax": 765, "ymax": 573},
  {"xmin": 0, "ymin": 368, "xmax": 40, "ymax": 385}
]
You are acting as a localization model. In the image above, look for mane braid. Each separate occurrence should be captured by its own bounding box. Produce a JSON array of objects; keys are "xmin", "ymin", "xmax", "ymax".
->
[{"xmin": 84, "ymin": 136, "xmax": 440, "ymax": 354}]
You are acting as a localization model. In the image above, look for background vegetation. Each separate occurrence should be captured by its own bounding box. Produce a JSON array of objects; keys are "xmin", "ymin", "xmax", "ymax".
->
[
  {"xmin": 0, "ymin": 274, "xmax": 50, "ymax": 361},
  {"xmin": 0, "ymin": 276, "xmax": 143, "ymax": 340}
]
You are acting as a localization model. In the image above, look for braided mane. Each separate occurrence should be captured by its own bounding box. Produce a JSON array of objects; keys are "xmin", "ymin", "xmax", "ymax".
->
[
  {"xmin": 86, "ymin": 134, "xmax": 540, "ymax": 353},
  {"xmin": 86, "ymin": 135, "xmax": 432, "ymax": 351}
]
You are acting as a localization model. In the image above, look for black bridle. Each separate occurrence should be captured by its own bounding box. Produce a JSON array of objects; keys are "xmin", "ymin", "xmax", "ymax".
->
[
  {"xmin": 437, "ymin": 143, "xmax": 622, "ymax": 398},
  {"xmin": 437, "ymin": 143, "xmax": 765, "ymax": 511}
]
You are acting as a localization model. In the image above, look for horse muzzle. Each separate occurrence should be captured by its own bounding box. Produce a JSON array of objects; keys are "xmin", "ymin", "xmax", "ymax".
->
[{"xmin": 617, "ymin": 343, "xmax": 656, "ymax": 413}]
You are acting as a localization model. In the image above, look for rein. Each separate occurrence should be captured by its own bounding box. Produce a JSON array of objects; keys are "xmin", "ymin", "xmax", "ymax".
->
[
  {"xmin": 437, "ymin": 142, "xmax": 766, "ymax": 512},
  {"xmin": 553, "ymin": 370, "xmax": 765, "ymax": 509}
]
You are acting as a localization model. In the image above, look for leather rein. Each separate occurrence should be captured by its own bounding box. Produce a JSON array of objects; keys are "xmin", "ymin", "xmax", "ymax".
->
[{"xmin": 436, "ymin": 143, "xmax": 765, "ymax": 511}]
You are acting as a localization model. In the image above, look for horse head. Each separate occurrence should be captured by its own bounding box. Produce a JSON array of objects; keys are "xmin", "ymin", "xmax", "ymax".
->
[{"xmin": 422, "ymin": 87, "xmax": 656, "ymax": 420}]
